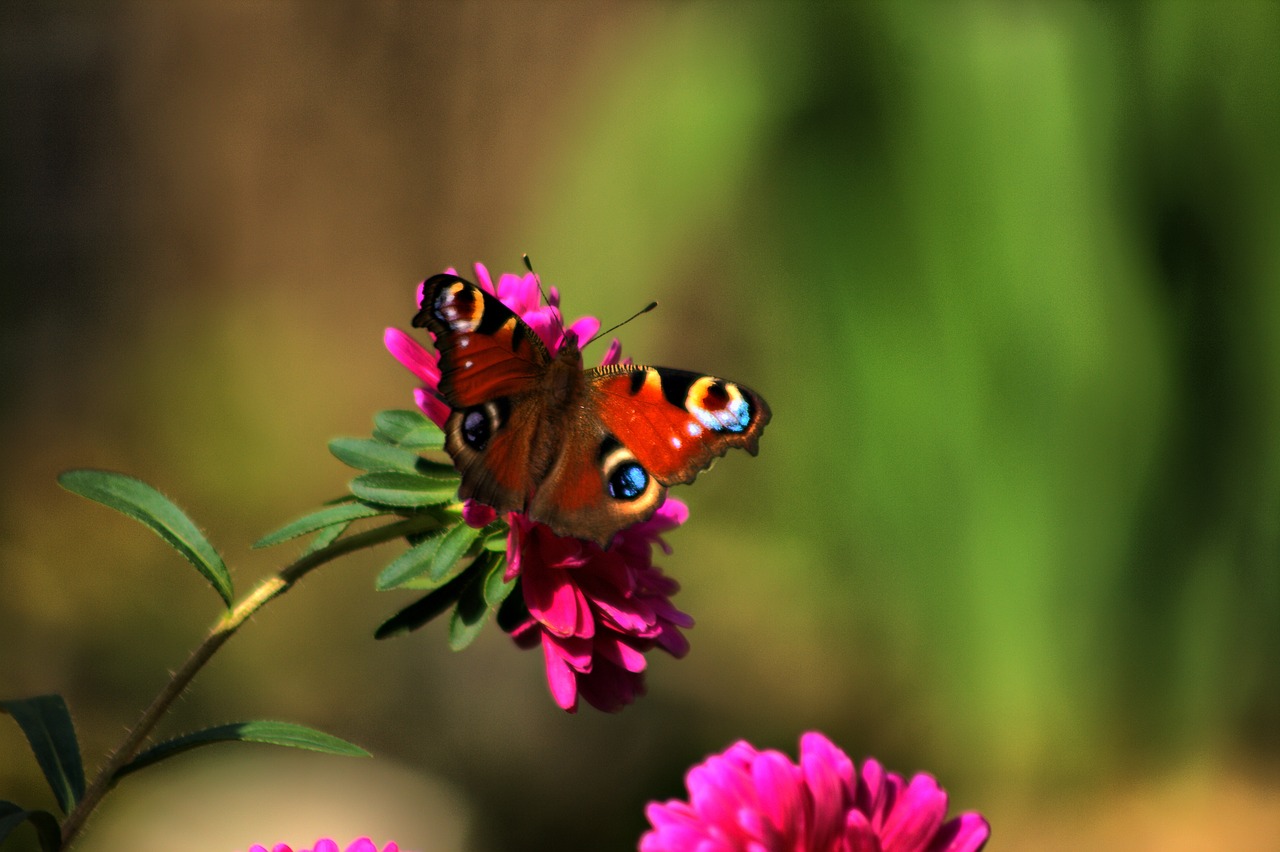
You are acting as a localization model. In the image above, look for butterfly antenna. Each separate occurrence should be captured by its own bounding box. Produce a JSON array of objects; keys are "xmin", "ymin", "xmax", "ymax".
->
[
  {"xmin": 522, "ymin": 253, "xmax": 564, "ymax": 338},
  {"xmin": 586, "ymin": 301, "xmax": 659, "ymax": 347}
]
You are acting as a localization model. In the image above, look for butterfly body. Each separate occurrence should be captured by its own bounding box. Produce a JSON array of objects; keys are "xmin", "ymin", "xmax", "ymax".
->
[{"xmin": 414, "ymin": 273, "xmax": 770, "ymax": 547}]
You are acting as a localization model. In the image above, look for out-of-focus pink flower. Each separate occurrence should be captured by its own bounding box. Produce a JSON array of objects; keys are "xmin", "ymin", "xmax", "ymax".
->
[
  {"xmin": 246, "ymin": 837, "xmax": 401, "ymax": 852},
  {"xmin": 386, "ymin": 263, "xmax": 692, "ymax": 713},
  {"xmin": 640, "ymin": 733, "xmax": 990, "ymax": 852}
]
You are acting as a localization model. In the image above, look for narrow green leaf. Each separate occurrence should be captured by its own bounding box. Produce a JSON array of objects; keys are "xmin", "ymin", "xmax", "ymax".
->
[
  {"xmin": 480, "ymin": 519, "xmax": 511, "ymax": 552},
  {"xmin": 483, "ymin": 555, "xmax": 515, "ymax": 609},
  {"xmin": 375, "ymin": 530, "xmax": 446, "ymax": 590},
  {"xmin": 429, "ymin": 521, "xmax": 482, "ymax": 582},
  {"xmin": 114, "ymin": 721, "xmax": 369, "ymax": 781},
  {"xmin": 449, "ymin": 554, "xmax": 497, "ymax": 651},
  {"xmin": 328, "ymin": 438, "xmax": 422, "ymax": 473},
  {"xmin": 350, "ymin": 472, "xmax": 457, "ymax": 507},
  {"xmin": 0, "ymin": 802, "xmax": 61, "ymax": 851},
  {"xmin": 374, "ymin": 569, "xmax": 474, "ymax": 639},
  {"xmin": 1, "ymin": 695, "xmax": 84, "ymax": 814},
  {"xmin": 253, "ymin": 501, "xmax": 386, "ymax": 548},
  {"xmin": 58, "ymin": 470, "xmax": 232, "ymax": 607},
  {"xmin": 304, "ymin": 520, "xmax": 351, "ymax": 555}
]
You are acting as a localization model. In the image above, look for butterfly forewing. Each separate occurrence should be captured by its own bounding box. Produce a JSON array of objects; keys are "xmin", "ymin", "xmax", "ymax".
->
[{"xmin": 413, "ymin": 274, "xmax": 551, "ymax": 408}]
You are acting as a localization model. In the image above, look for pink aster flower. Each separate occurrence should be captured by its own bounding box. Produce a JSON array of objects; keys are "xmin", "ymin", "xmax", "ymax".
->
[
  {"xmin": 246, "ymin": 838, "xmax": 401, "ymax": 852},
  {"xmin": 506, "ymin": 498, "xmax": 693, "ymax": 712},
  {"xmin": 640, "ymin": 733, "xmax": 991, "ymax": 852},
  {"xmin": 385, "ymin": 263, "xmax": 693, "ymax": 712}
]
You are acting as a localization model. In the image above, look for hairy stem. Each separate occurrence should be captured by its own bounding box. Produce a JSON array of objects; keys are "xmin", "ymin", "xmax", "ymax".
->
[{"xmin": 58, "ymin": 513, "xmax": 443, "ymax": 849}]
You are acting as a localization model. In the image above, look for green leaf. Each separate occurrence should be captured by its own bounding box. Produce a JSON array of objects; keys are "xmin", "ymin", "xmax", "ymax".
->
[
  {"xmin": 482, "ymin": 554, "xmax": 515, "ymax": 609},
  {"xmin": 449, "ymin": 553, "xmax": 497, "ymax": 651},
  {"xmin": 114, "ymin": 721, "xmax": 369, "ymax": 781},
  {"xmin": 373, "ymin": 410, "xmax": 445, "ymax": 451},
  {"xmin": 411, "ymin": 458, "xmax": 459, "ymax": 478},
  {"xmin": 429, "ymin": 521, "xmax": 483, "ymax": 582},
  {"xmin": 58, "ymin": 470, "xmax": 233, "ymax": 607},
  {"xmin": 1, "ymin": 695, "xmax": 85, "ymax": 814},
  {"xmin": 374, "ymin": 569, "xmax": 474, "ymax": 639},
  {"xmin": 398, "ymin": 423, "xmax": 447, "ymax": 451},
  {"xmin": 253, "ymin": 501, "xmax": 386, "ymax": 548},
  {"xmin": 349, "ymin": 471, "xmax": 457, "ymax": 507},
  {"xmin": 0, "ymin": 802, "xmax": 61, "ymax": 851},
  {"xmin": 328, "ymin": 438, "xmax": 423, "ymax": 473},
  {"xmin": 304, "ymin": 520, "xmax": 350, "ymax": 555},
  {"xmin": 375, "ymin": 530, "xmax": 446, "ymax": 590}
]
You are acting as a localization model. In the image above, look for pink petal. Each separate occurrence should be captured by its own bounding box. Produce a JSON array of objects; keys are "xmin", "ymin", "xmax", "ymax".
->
[
  {"xmin": 472, "ymin": 262, "xmax": 494, "ymax": 294},
  {"xmin": 541, "ymin": 634, "xmax": 579, "ymax": 711},
  {"xmin": 844, "ymin": 809, "xmax": 885, "ymax": 852},
  {"xmin": 597, "ymin": 634, "xmax": 648, "ymax": 673},
  {"xmin": 800, "ymin": 733, "xmax": 854, "ymax": 849},
  {"xmin": 411, "ymin": 388, "xmax": 451, "ymax": 428},
  {"xmin": 751, "ymin": 751, "xmax": 804, "ymax": 846},
  {"xmin": 926, "ymin": 813, "xmax": 990, "ymax": 852},
  {"xmin": 522, "ymin": 562, "xmax": 592, "ymax": 638},
  {"xmin": 310, "ymin": 842, "xmax": 340, "ymax": 852},
  {"xmin": 599, "ymin": 338, "xmax": 623, "ymax": 366},
  {"xmin": 343, "ymin": 841, "xmax": 377, "ymax": 852},
  {"xmin": 565, "ymin": 316, "xmax": 601, "ymax": 347},
  {"xmin": 687, "ymin": 760, "xmax": 755, "ymax": 828},
  {"xmin": 880, "ymin": 773, "xmax": 947, "ymax": 852},
  {"xmin": 383, "ymin": 328, "xmax": 440, "ymax": 386}
]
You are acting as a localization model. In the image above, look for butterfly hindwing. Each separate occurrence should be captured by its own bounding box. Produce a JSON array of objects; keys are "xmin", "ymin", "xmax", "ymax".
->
[
  {"xmin": 527, "ymin": 364, "xmax": 770, "ymax": 546},
  {"xmin": 587, "ymin": 365, "xmax": 770, "ymax": 483}
]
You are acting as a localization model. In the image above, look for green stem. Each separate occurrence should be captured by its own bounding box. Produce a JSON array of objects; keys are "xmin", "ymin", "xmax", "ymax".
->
[{"xmin": 58, "ymin": 513, "xmax": 443, "ymax": 850}]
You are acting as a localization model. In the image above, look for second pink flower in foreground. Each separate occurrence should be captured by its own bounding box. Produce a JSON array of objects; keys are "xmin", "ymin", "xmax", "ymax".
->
[{"xmin": 641, "ymin": 732, "xmax": 990, "ymax": 852}]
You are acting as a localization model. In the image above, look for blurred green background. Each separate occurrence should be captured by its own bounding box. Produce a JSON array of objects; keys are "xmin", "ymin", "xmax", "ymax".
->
[{"xmin": 3, "ymin": 2, "xmax": 1280, "ymax": 850}]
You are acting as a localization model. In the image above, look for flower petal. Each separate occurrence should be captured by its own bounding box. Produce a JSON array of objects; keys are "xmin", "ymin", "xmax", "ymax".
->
[
  {"xmin": 541, "ymin": 634, "xmax": 579, "ymax": 711},
  {"xmin": 880, "ymin": 773, "xmax": 947, "ymax": 852},
  {"xmin": 383, "ymin": 328, "xmax": 440, "ymax": 385},
  {"xmin": 410, "ymin": 387, "xmax": 450, "ymax": 429},
  {"xmin": 926, "ymin": 813, "xmax": 990, "ymax": 852}
]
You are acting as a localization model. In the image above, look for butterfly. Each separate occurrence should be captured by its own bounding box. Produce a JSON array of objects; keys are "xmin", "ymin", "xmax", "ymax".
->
[{"xmin": 413, "ymin": 273, "xmax": 771, "ymax": 547}]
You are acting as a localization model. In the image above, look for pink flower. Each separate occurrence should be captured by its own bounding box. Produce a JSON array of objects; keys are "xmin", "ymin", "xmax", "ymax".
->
[
  {"xmin": 640, "ymin": 733, "xmax": 991, "ymax": 852},
  {"xmin": 386, "ymin": 263, "xmax": 693, "ymax": 712},
  {"xmin": 246, "ymin": 838, "xmax": 401, "ymax": 852},
  {"xmin": 506, "ymin": 498, "xmax": 693, "ymax": 713}
]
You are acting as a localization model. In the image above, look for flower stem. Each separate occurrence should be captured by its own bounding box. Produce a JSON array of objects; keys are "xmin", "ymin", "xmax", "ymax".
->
[{"xmin": 58, "ymin": 514, "xmax": 442, "ymax": 849}]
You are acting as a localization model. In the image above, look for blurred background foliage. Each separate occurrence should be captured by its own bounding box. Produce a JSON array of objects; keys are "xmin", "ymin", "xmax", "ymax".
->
[{"xmin": 3, "ymin": 2, "xmax": 1279, "ymax": 850}]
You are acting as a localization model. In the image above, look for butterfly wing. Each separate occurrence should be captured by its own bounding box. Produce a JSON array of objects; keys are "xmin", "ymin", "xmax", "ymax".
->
[
  {"xmin": 527, "ymin": 364, "xmax": 771, "ymax": 546},
  {"xmin": 413, "ymin": 274, "xmax": 553, "ymax": 514}
]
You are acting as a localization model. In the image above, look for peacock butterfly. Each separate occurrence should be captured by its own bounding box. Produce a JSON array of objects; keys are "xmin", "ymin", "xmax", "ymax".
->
[{"xmin": 413, "ymin": 273, "xmax": 771, "ymax": 547}]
